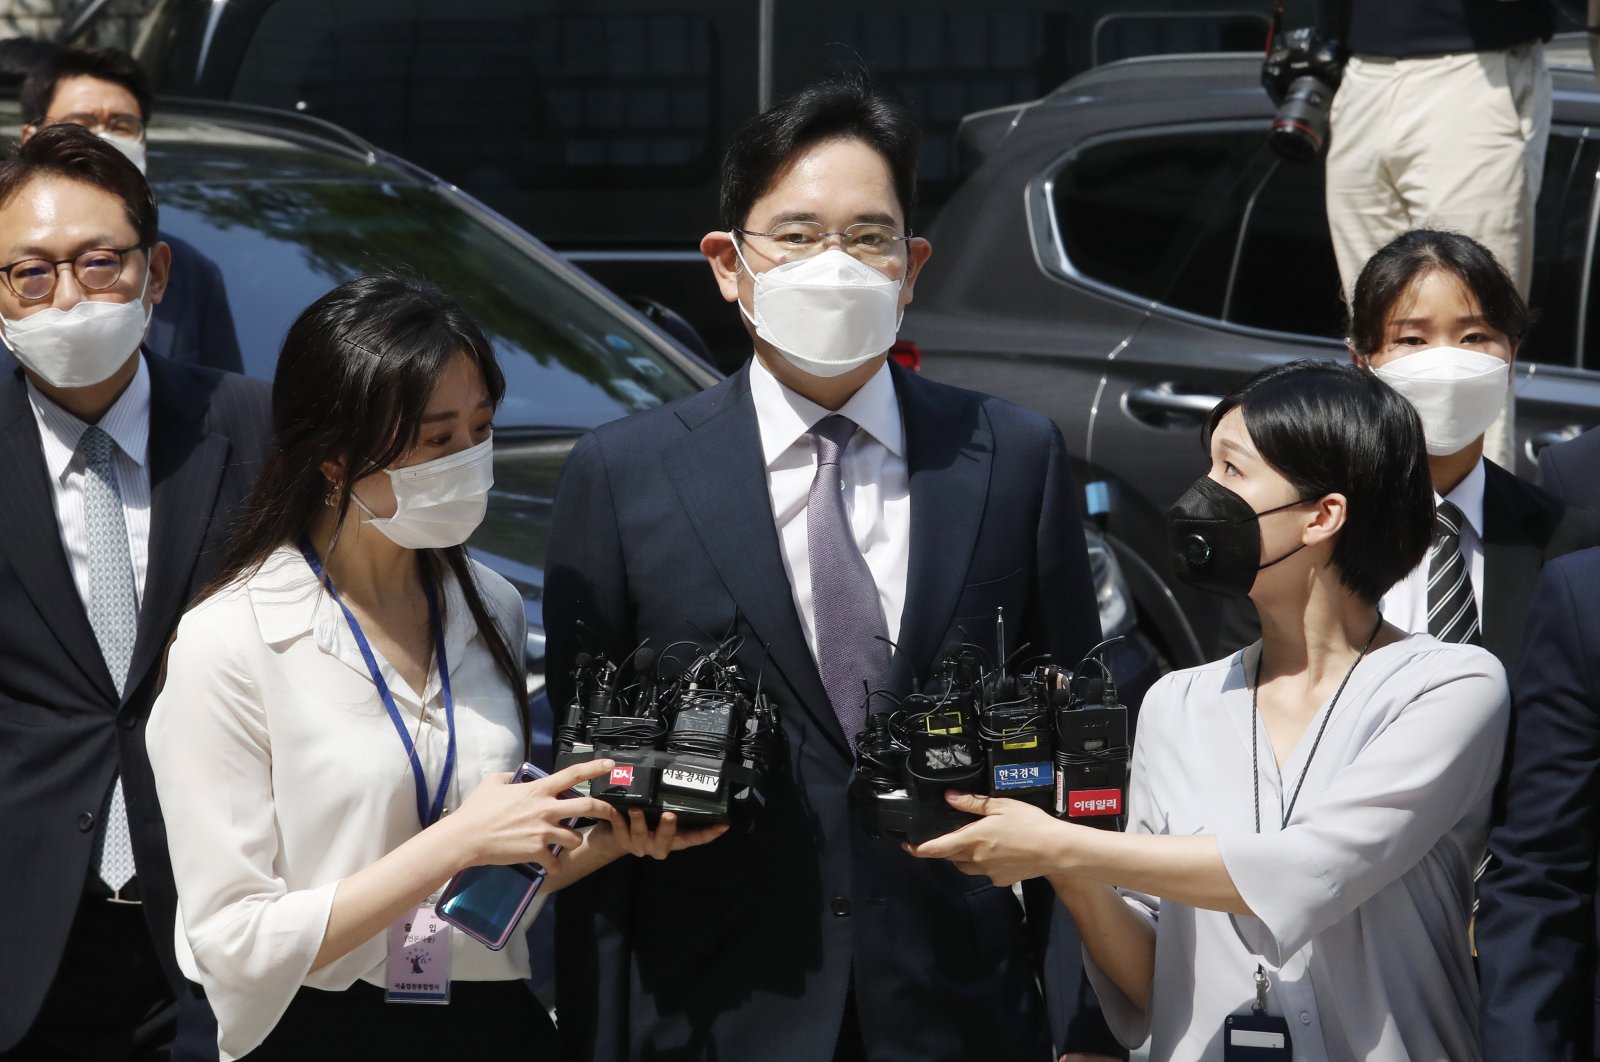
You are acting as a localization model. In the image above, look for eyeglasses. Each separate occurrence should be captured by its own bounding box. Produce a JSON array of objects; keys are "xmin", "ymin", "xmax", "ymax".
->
[
  {"xmin": 48, "ymin": 112, "xmax": 144, "ymax": 139},
  {"xmin": 0, "ymin": 245, "xmax": 148, "ymax": 301},
  {"xmin": 735, "ymin": 221, "xmax": 912, "ymax": 267}
]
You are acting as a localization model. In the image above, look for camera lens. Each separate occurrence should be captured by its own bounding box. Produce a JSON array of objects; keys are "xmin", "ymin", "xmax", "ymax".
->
[{"xmin": 1270, "ymin": 75, "xmax": 1335, "ymax": 162}]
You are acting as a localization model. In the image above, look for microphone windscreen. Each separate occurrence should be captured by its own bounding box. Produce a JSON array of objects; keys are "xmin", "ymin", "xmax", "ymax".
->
[
  {"xmin": 575, "ymin": 652, "xmax": 593, "ymax": 668},
  {"xmin": 633, "ymin": 647, "xmax": 659, "ymax": 675}
]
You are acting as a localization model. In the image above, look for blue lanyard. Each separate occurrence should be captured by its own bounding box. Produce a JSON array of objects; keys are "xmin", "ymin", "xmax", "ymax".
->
[{"xmin": 300, "ymin": 540, "xmax": 457, "ymax": 829}]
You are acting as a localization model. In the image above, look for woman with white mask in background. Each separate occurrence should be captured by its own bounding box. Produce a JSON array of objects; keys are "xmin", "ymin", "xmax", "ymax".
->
[
  {"xmin": 1346, "ymin": 229, "xmax": 1600, "ymax": 674},
  {"xmin": 146, "ymin": 275, "xmax": 725, "ymax": 1060}
]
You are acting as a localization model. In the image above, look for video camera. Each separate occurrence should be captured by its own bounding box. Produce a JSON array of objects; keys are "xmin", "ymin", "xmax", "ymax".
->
[
  {"xmin": 553, "ymin": 632, "xmax": 779, "ymax": 828},
  {"xmin": 850, "ymin": 610, "xmax": 1130, "ymax": 845},
  {"xmin": 1261, "ymin": 16, "xmax": 1346, "ymax": 162}
]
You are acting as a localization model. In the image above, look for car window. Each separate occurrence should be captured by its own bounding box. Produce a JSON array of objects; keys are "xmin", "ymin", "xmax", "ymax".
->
[
  {"xmin": 1049, "ymin": 128, "xmax": 1275, "ymax": 320},
  {"xmin": 1092, "ymin": 13, "xmax": 1269, "ymax": 67},
  {"xmin": 1531, "ymin": 128, "xmax": 1596, "ymax": 369},
  {"xmin": 155, "ymin": 177, "xmax": 701, "ymax": 429},
  {"xmin": 1224, "ymin": 157, "xmax": 1344, "ymax": 339}
]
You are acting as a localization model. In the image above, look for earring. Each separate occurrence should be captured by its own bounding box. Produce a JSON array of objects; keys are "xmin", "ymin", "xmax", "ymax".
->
[{"xmin": 324, "ymin": 484, "xmax": 339, "ymax": 508}]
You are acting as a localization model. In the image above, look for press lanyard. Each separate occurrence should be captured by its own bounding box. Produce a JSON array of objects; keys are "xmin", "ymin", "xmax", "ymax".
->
[
  {"xmin": 1246, "ymin": 613, "xmax": 1382, "ymax": 1013},
  {"xmin": 300, "ymin": 540, "xmax": 457, "ymax": 829}
]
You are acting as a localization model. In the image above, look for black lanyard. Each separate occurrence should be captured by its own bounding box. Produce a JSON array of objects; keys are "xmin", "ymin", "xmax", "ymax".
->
[
  {"xmin": 1246, "ymin": 613, "xmax": 1382, "ymax": 1012},
  {"xmin": 300, "ymin": 539, "xmax": 457, "ymax": 829}
]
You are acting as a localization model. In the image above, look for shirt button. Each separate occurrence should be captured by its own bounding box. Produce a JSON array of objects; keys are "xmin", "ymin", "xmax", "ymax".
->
[
  {"xmin": 1299, "ymin": 1011, "xmax": 1311, "ymax": 1026},
  {"xmin": 830, "ymin": 897, "xmax": 851, "ymax": 917},
  {"xmin": 77, "ymin": 812, "xmax": 95, "ymax": 832}
]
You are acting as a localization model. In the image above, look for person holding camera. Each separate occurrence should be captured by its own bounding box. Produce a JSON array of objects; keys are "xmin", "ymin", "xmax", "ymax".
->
[
  {"xmin": 145, "ymin": 275, "xmax": 722, "ymax": 1060},
  {"xmin": 909, "ymin": 359, "xmax": 1509, "ymax": 1062},
  {"xmin": 545, "ymin": 74, "xmax": 1116, "ymax": 1062}
]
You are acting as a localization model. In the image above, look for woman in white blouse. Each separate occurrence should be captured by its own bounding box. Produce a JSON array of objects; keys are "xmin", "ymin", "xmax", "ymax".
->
[
  {"xmin": 910, "ymin": 360, "xmax": 1509, "ymax": 1061},
  {"xmin": 147, "ymin": 276, "xmax": 724, "ymax": 1060}
]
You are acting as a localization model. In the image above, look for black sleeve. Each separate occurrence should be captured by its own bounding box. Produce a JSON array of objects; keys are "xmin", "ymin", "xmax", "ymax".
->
[
  {"xmin": 1478, "ymin": 555, "xmax": 1600, "ymax": 1062},
  {"xmin": 546, "ymin": 430, "xmax": 637, "ymax": 1062}
]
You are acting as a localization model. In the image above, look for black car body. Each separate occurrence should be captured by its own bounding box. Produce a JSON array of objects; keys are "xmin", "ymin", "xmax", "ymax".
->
[{"xmin": 903, "ymin": 46, "xmax": 1600, "ymax": 668}]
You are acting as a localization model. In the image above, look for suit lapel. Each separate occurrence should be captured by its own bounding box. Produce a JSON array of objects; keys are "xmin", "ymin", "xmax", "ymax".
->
[
  {"xmin": 662, "ymin": 368, "xmax": 846, "ymax": 752},
  {"xmin": 0, "ymin": 369, "xmax": 118, "ymax": 698},
  {"xmin": 1480, "ymin": 461, "xmax": 1546, "ymax": 672},
  {"xmin": 888, "ymin": 365, "xmax": 993, "ymax": 691},
  {"xmin": 125, "ymin": 357, "xmax": 228, "ymax": 705}
]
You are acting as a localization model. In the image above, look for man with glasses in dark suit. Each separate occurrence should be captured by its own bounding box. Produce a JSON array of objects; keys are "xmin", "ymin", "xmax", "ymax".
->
[
  {"xmin": 547, "ymin": 75, "xmax": 1119, "ymax": 1062},
  {"xmin": 0, "ymin": 125, "xmax": 268, "ymax": 1061}
]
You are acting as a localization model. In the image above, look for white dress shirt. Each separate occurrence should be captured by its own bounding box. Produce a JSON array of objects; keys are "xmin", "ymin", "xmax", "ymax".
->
[
  {"xmin": 147, "ymin": 546, "xmax": 533, "ymax": 1061},
  {"xmin": 748, "ymin": 355, "xmax": 910, "ymax": 656},
  {"xmin": 1380, "ymin": 458, "xmax": 1486, "ymax": 632},
  {"xmin": 25, "ymin": 354, "xmax": 151, "ymax": 608},
  {"xmin": 1085, "ymin": 634, "xmax": 1508, "ymax": 1062}
]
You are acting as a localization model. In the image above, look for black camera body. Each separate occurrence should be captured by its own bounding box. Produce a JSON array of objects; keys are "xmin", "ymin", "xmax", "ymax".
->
[
  {"xmin": 554, "ymin": 638, "xmax": 779, "ymax": 828},
  {"xmin": 1261, "ymin": 27, "xmax": 1347, "ymax": 161},
  {"xmin": 850, "ymin": 616, "xmax": 1130, "ymax": 844}
]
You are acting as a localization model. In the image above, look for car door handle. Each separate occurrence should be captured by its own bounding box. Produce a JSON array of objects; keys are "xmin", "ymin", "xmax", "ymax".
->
[{"xmin": 1124, "ymin": 384, "xmax": 1223, "ymax": 428}]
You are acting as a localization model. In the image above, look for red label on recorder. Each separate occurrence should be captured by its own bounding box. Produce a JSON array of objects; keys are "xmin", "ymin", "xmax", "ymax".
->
[
  {"xmin": 609, "ymin": 765, "xmax": 635, "ymax": 787},
  {"xmin": 1068, "ymin": 789, "xmax": 1122, "ymax": 817}
]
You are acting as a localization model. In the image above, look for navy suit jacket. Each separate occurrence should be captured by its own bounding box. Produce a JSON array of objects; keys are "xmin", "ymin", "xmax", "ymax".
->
[
  {"xmin": 1479, "ymin": 546, "xmax": 1600, "ymax": 1061},
  {"xmin": 546, "ymin": 362, "xmax": 1109, "ymax": 1062},
  {"xmin": 146, "ymin": 232, "xmax": 244, "ymax": 376},
  {"xmin": 1538, "ymin": 427, "xmax": 1600, "ymax": 512},
  {"xmin": 0, "ymin": 355, "xmax": 269, "ymax": 1051}
]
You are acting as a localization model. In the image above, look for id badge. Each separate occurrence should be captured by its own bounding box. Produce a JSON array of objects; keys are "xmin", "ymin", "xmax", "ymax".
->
[
  {"xmin": 385, "ymin": 904, "xmax": 452, "ymax": 1004},
  {"xmin": 1222, "ymin": 1012, "xmax": 1292, "ymax": 1061}
]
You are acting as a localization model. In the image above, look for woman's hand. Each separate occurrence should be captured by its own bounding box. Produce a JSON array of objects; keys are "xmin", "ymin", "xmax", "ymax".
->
[
  {"xmin": 598, "ymin": 808, "xmax": 731, "ymax": 861},
  {"xmin": 443, "ymin": 759, "xmax": 620, "ymax": 872},
  {"xmin": 904, "ymin": 791, "xmax": 1075, "ymax": 887}
]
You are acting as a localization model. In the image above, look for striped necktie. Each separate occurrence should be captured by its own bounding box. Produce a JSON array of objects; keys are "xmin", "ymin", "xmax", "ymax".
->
[{"xmin": 1427, "ymin": 501, "xmax": 1481, "ymax": 646}]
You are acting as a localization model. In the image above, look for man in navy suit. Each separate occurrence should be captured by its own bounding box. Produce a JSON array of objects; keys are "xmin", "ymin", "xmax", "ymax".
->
[
  {"xmin": 1537, "ymin": 427, "xmax": 1600, "ymax": 510},
  {"xmin": 0, "ymin": 126, "xmax": 268, "ymax": 1059},
  {"xmin": 1478, "ymin": 546, "xmax": 1600, "ymax": 1061},
  {"xmin": 547, "ymin": 76, "xmax": 1118, "ymax": 1062}
]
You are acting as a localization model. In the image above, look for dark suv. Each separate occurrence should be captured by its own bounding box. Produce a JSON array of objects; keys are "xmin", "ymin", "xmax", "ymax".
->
[{"xmin": 902, "ymin": 46, "xmax": 1600, "ymax": 669}]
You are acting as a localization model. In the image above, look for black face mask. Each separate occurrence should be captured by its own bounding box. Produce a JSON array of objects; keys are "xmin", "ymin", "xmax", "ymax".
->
[{"xmin": 1166, "ymin": 476, "xmax": 1312, "ymax": 597}]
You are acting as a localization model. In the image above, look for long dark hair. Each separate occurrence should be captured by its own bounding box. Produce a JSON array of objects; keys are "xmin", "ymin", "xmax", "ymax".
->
[{"xmin": 204, "ymin": 274, "xmax": 527, "ymax": 749}]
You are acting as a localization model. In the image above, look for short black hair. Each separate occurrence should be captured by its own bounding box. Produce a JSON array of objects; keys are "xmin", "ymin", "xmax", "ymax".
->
[
  {"xmin": 21, "ymin": 44, "xmax": 153, "ymax": 126},
  {"xmin": 0, "ymin": 123, "xmax": 158, "ymax": 247},
  {"xmin": 1207, "ymin": 359, "xmax": 1433, "ymax": 604},
  {"xmin": 1347, "ymin": 229, "xmax": 1531, "ymax": 358},
  {"xmin": 0, "ymin": 37, "xmax": 56, "ymax": 91},
  {"xmin": 718, "ymin": 73, "xmax": 921, "ymax": 232}
]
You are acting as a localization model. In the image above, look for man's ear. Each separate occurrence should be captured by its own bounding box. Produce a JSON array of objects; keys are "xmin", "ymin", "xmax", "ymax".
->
[
  {"xmin": 700, "ymin": 230, "xmax": 742, "ymax": 304},
  {"xmin": 147, "ymin": 240, "xmax": 172, "ymax": 305}
]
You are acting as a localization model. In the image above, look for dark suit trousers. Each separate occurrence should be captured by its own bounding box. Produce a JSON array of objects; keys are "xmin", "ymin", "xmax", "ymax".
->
[{"xmin": 5, "ymin": 892, "xmax": 180, "ymax": 1062}]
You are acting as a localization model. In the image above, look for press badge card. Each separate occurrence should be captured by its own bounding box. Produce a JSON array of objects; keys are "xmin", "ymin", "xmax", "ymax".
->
[
  {"xmin": 1222, "ymin": 1012, "xmax": 1292, "ymax": 1062},
  {"xmin": 386, "ymin": 904, "xmax": 452, "ymax": 1004}
]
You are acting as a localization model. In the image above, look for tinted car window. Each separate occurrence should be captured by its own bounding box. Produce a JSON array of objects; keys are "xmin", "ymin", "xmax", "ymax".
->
[
  {"xmin": 153, "ymin": 147, "xmax": 700, "ymax": 429},
  {"xmin": 1225, "ymin": 157, "xmax": 1344, "ymax": 339},
  {"xmin": 1528, "ymin": 129, "xmax": 1594, "ymax": 369},
  {"xmin": 1051, "ymin": 129, "xmax": 1274, "ymax": 319}
]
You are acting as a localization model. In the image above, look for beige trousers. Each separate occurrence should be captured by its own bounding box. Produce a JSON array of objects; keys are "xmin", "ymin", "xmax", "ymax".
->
[{"xmin": 1326, "ymin": 43, "xmax": 1551, "ymax": 468}]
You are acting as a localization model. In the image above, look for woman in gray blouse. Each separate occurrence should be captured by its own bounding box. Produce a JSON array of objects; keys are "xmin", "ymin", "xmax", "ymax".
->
[{"xmin": 911, "ymin": 359, "xmax": 1509, "ymax": 1062}]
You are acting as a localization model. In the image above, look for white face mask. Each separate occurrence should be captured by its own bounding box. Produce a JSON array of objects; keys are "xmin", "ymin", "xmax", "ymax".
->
[
  {"xmin": 732, "ymin": 241, "xmax": 902, "ymax": 378},
  {"xmin": 98, "ymin": 132, "xmax": 147, "ymax": 175},
  {"xmin": 0, "ymin": 268, "xmax": 151, "ymax": 388},
  {"xmin": 1374, "ymin": 346, "xmax": 1511, "ymax": 457},
  {"xmin": 352, "ymin": 437, "xmax": 495, "ymax": 550}
]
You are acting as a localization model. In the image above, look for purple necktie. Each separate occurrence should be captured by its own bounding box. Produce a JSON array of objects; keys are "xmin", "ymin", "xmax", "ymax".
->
[{"xmin": 808, "ymin": 415, "xmax": 890, "ymax": 740}]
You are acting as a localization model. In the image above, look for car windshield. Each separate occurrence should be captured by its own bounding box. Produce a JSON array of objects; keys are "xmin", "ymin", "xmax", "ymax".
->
[{"xmin": 150, "ymin": 133, "xmax": 702, "ymax": 429}]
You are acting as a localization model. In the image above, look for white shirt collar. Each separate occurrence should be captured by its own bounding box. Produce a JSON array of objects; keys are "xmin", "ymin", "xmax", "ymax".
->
[
  {"xmin": 246, "ymin": 544, "xmax": 477, "ymax": 687},
  {"xmin": 1438, "ymin": 457, "xmax": 1487, "ymax": 538},
  {"xmin": 25, "ymin": 353, "xmax": 151, "ymax": 481},
  {"xmin": 747, "ymin": 355, "xmax": 905, "ymax": 467}
]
